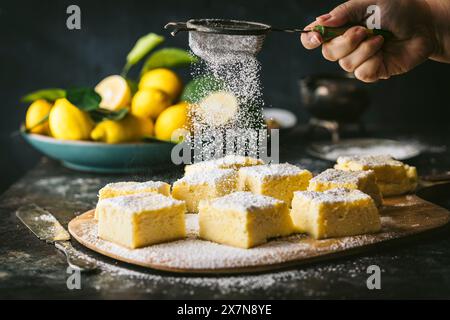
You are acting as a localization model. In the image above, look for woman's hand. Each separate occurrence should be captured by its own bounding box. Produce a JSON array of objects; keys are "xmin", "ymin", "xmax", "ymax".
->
[{"xmin": 301, "ymin": 0, "xmax": 447, "ymax": 82}]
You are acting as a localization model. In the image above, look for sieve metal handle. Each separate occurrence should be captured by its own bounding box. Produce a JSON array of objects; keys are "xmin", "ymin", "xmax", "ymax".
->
[
  {"xmin": 272, "ymin": 25, "xmax": 394, "ymax": 41},
  {"xmin": 164, "ymin": 22, "xmax": 195, "ymax": 36},
  {"xmin": 271, "ymin": 27, "xmax": 306, "ymax": 33}
]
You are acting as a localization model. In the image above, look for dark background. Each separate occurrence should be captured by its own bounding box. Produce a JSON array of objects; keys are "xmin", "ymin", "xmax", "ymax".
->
[{"xmin": 1, "ymin": 0, "xmax": 449, "ymax": 193}]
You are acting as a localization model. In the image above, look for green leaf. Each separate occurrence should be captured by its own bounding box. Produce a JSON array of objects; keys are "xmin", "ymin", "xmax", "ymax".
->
[
  {"xmin": 89, "ymin": 108, "xmax": 129, "ymax": 123},
  {"xmin": 21, "ymin": 88, "xmax": 66, "ymax": 103},
  {"xmin": 66, "ymin": 87, "xmax": 101, "ymax": 111},
  {"xmin": 125, "ymin": 78, "xmax": 139, "ymax": 96},
  {"xmin": 123, "ymin": 33, "xmax": 165, "ymax": 76},
  {"xmin": 180, "ymin": 76, "xmax": 224, "ymax": 103},
  {"xmin": 141, "ymin": 48, "xmax": 198, "ymax": 75}
]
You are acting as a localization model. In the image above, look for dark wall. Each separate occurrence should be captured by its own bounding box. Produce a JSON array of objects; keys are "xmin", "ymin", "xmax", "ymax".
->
[{"xmin": 1, "ymin": 0, "xmax": 450, "ymax": 193}]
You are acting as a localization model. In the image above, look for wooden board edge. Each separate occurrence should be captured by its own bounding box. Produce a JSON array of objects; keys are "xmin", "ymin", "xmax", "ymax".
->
[{"xmin": 68, "ymin": 196, "xmax": 450, "ymax": 275}]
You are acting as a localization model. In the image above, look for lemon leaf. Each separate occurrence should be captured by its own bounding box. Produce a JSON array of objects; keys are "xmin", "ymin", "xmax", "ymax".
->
[
  {"xmin": 125, "ymin": 78, "xmax": 139, "ymax": 96},
  {"xmin": 141, "ymin": 48, "xmax": 198, "ymax": 75},
  {"xmin": 66, "ymin": 87, "xmax": 101, "ymax": 111},
  {"xmin": 21, "ymin": 88, "xmax": 66, "ymax": 103},
  {"xmin": 180, "ymin": 76, "xmax": 224, "ymax": 103},
  {"xmin": 90, "ymin": 108, "xmax": 129, "ymax": 123},
  {"xmin": 123, "ymin": 33, "xmax": 165, "ymax": 76}
]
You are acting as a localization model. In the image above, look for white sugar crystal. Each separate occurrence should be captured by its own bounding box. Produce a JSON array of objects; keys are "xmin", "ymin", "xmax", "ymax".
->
[
  {"xmin": 188, "ymin": 29, "xmax": 265, "ymax": 160},
  {"xmin": 239, "ymin": 163, "xmax": 305, "ymax": 179},
  {"xmin": 100, "ymin": 181, "xmax": 167, "ymax": 192},
  {"xmin": 98, "ymin": 193, "xmax": 183, "ymax": 214},
  {"xmin": 189, "ymin": 32, "xmax": 265, "ymax": 63},
  {"xmin": 175, "ymin": 168, "xmax": 236, "ymax": 186},
  {"xmin": 311, "ymin": 169, "xmax": 372, "ymax": 184},
  {"xmin": 209, "ymin": 191, "xmax": 282, "ymax": 211},
  {"xmin": 294, "ymin": 188, "xmax": 370, "ymax": 204},
  {"xmin": 337, "ymin": 155, "xmax": 404, "ymax": 167},
  {"xmin": 186, "ymin": 155, "xmax": 263, "ymax": 173}
]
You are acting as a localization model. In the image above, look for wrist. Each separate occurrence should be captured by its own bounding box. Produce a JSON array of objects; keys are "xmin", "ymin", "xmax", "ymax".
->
[{"xmin": 425, "ymin": 0, "xmax": 450, "ymax": 62}]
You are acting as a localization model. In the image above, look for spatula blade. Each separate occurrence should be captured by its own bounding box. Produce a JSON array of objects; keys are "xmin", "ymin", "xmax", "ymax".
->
[{"xmin": 16, "ymin": 204, "xmax": 70, "ymax": 242}]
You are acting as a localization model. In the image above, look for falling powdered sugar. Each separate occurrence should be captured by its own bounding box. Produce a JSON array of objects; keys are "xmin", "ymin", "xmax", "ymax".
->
[{"xmin": 187, "ymin": 31, "xmax": 266, "ymax": 162}]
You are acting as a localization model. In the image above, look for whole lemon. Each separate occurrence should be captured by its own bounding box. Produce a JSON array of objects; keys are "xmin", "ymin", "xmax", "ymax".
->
[
  {"xmin": 95, "ymin": 75, "xmax": 131, "ymax": 111},
  {"xmin": 139, "ymin": 68, "xmax": 183, "ymax": 101},
  {"xmin": 136, "ymin": 115, "xmax": 154, "ymax": 137},
  {"xmin": 90, "ymin": 114, "xmax": 153, "ymax": 144},
  {"xmin": 131, "ymin": 88, "xmax": 170, "ymax": 119},
  {"xmin": 49, "ymin": 98, "xmax": 94, "ymax": 140},
  {"xmin": 155, "ymin": 102, "xmax": 189, "ymax": 141},
  {"xmin": 25, "ymin": 99, "xmax": 52, "ymax": 135}
]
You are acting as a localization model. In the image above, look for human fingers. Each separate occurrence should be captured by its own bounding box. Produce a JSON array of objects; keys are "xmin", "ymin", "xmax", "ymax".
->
[
  {"xmin": 321, "ymin": 26, "xmax": 368, "ymax": 61},
  {"xmin": 338, "ymin": 35, "xmax": 384, "ymax": 72},
  {"xmin": 354, "ymin": 51, "xmax": 387, "ymax": 82}
]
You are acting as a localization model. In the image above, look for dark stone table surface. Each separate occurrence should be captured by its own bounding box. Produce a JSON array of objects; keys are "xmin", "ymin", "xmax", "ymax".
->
[{"xmin": 1, "ymin": 128, "xmax": 450, "ymax": 299}]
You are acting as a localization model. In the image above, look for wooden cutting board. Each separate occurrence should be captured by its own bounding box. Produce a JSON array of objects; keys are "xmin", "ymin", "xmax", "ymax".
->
[{"xmin": 68, "ymin": 195, "xmax": 450, "ymax": 274}]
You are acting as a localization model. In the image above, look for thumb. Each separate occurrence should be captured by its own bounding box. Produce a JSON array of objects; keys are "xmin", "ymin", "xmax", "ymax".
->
[{"xmin": 316, "ymin": 0, "xmax": 372, "ymax": 27}]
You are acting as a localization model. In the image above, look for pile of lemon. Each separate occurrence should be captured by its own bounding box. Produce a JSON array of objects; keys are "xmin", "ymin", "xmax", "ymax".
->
[{"xmin": 25, "ymin": 68, "xmax": 190, "ymax": 144}]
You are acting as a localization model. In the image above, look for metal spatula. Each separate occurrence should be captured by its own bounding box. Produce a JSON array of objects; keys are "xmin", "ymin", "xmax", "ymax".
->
[{"xmin": 16, "ymin": 204, "xmax": 97, "ymax": 272}]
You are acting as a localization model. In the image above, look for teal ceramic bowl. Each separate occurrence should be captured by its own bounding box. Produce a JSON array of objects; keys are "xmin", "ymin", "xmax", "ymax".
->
[{"xmin": 22, "ymin": 133, "xmax": 176, "ymax": 173}]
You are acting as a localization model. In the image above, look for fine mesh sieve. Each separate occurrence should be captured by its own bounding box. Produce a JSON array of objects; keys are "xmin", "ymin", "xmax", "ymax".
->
[{"xmin": 165, "ymin": 20, "xmax": 269, "ymax": 60}]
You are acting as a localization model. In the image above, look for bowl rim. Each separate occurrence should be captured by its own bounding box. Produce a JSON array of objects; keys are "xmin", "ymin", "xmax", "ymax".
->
[{"xmin": 22, "ymin": 132, "xmax": 175, "ymax": 147}]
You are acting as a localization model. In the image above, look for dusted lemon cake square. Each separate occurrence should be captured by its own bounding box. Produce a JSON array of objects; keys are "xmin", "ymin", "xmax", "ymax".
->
[
  {"xmin": 308, "ymin": 169, "xmax": 383, "ymax": 207},
  {"xmin": 334, "ymin": 155, "xmax": 418, "ymax": 196},
  {"xmin": 95, "ymin": 181, "xmax": 171, "ymax": 219},
  {"xmin": 184, "ymin": 155, "xmax": 263, "ymax": 175},
  {"xmin": 238, "ymin": 163, "xmax": 312, "ymax": 205},
  {"xmin": 97, "ymin": 193, "xmax": 186, "ymax": 249},
  {"xmin": 199, "ymin": 192, "xmax": 294, "ymax": 249},
  {"xmin": 172, "ymin": 168, "xmax": 238, "ymax": 212},
  {"xmin": 291, "ymin": 188, "xmax": 380, "ymax": 239}
]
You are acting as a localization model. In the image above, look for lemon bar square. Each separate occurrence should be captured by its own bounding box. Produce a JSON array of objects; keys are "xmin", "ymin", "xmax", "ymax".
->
[
  {"xmin": 308, "ymin": 169, "xmax": 383, "ymax": 207},
  {"xmin": 334, "ymin": 155, "xmax": 418, "ymax": 196},
  {"xmin": 97, "ymin": 193, "xmax": 186, "ymax": 249},
  {"xmin": 199, "ymin": 192, "xmax": 294, "ymax": 248},
  {"xmin": 184, "ymin": 155, "xmax": 264, "ymax": 175},
  {"xmin": 95, "ymin": 181, "xmax": 171, "ymax": 219},
  {"xmin": 172, "ymin": 168, "xmax": 238, "ymax": 212},
  {"xmin": 291, "ymin": 188, "xmax": 380, "ymax": 239},
  {"xmin": 238, "ymin": 163, "xmax": 312, "ymax": 205}
]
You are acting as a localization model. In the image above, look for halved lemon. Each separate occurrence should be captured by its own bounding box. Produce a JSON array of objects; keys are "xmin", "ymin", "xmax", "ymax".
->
[
  {"xmin": 197, "ymin": 91, "xmax": 239, "ymax": 126},
  {"xmin": 95, "ymin": 75, "xmax": 131, "ymax": 111}
]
